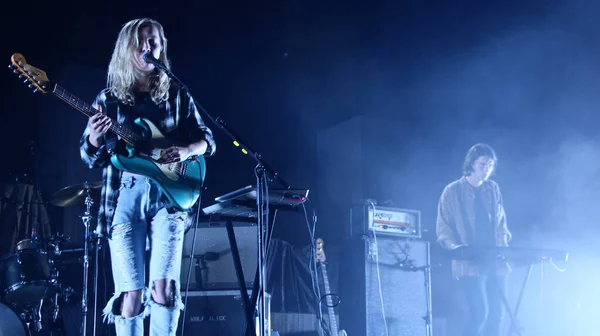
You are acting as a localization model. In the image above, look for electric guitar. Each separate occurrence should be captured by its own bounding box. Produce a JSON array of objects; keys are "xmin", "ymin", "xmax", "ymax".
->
[
  {"xmin": 9, "ymin": 53, "xmax": 206, "ymax": 211},
  {"xmin": 315, "ymin": 238, "xmax": 347, "ymax": 336}
]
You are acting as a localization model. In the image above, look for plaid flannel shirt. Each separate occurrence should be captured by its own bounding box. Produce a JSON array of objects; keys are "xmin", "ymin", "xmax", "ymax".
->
[
  {"xmin": 436, "ymin": 176, "xmax": 512, "ymax": 278},
  {"xmin": 79, "ymin": 82, "xmax": 216, "ymax": 237}
]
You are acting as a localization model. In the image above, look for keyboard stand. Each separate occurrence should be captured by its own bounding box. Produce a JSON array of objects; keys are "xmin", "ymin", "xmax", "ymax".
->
[
  {"xmin": 201, "ymin": 185, "xmax": 309, "ymax": 336},
  {"xmin": 198, "ymin": 213, "xmax": 257, "ymax": 334},
  {"xmin": 498, "ymin": 262, "xmax": 535, "ymax": 336},
  {"xmin": 452, "ymin": 247, "xmax": 566, "ymax": 336}
]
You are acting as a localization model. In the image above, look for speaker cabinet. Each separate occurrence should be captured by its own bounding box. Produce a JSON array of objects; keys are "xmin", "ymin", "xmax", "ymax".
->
[
  {"xmin": 177, "ymin": 290, "xmax": 271, "ymax": 336},
  {"xmin": 340, "ymin": 235, "xmax": 431, "ymax": 336},
  {"xmin": 180, "ymin": 222, "xmax": 257, "ymax": 291}
]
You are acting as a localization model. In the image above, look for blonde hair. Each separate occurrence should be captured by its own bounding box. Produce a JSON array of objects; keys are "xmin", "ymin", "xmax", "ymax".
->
[{"xmin": 107, "ymin": 18, "xmax": 170, "ymax": 105}]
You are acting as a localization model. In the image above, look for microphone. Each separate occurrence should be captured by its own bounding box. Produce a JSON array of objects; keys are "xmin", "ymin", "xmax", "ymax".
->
[
  {"xmin": 142, "ymin": 51, "xmax": 185, "ymax": 91},
  {"xmin": 142, "ymin": 51, "xmax": 167, "ymax": 70}
]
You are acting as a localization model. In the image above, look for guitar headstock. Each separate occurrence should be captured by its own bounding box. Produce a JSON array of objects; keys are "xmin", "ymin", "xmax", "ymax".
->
[
  {"xmin": 8, "ymin": 53, "xmax": 52, "ymax": 94},
  {"xmin": 315, "ymin": 238, "xmax": 326, "ymax": 263}
]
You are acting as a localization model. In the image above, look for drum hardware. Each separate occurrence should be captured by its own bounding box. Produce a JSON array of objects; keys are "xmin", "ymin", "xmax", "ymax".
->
[
  {"xmin": 16, "ymin": 238, "xmax": 41, "ymax": 251},
  {"xmin": 91, "ymin": 233, "xmax": 103, "ymax": 336},
  {"xmin": 0, "ymin": 237, "xmax": 76, "ymax": 336},
  {"xmin": 0, "ymin": 142, "xmax": 72, "ymax": 335},
  {"xmin": 80, "ymin": 187, "xmax": 93, "ymax": 336},
  {"xmin": 0, "ymin": 250, "xmax": 72, "ymax": 335},
  {"xmin": 52, "ymin": 291, "xmax": 60, "ymax": 325},
  {"xmin": 33, "ymin": 297, "xmax": 44, "ymax": 332},
  {"xmin": 0, "ymin": 248, "xmax": 59, "ymax": 306},
  {"xmin": 0, "ymin": 232, "xmax": 65, "ymax": 334},
  {"xmin": 50, "ymin": 180, "xmax": 103, "ymax": 336},
  {"xmin": 5, "ymin": 198, "xmax": 48, "ymax": 255},
  {"xmin": 12, "ymin": 290, "xmax": 69, "ymax": 336},
  {"xmin": 0, "ymin": 178, "xmax": 105, "ymax": 336},
  {"xmin": 46, "ymin": 232, "xmax": 71, "ymax": 258},
  {"xmin": 0, "ymin": 300, "xmax": 29, "ymax": 336}
]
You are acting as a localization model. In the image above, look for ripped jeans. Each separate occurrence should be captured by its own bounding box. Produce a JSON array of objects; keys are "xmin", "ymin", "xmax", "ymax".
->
[{"xmin": 103, "ymin": 174, "xmax": 186, "ymax": 336}]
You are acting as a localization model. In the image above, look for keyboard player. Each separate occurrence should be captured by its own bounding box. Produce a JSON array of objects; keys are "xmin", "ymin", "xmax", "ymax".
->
[{"xmin": 436, "ymin": 143, "xmax": 512, "ymax": 336}]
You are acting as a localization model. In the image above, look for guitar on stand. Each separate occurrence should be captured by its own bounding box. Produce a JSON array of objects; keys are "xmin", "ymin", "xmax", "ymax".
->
[{"xmin": 315, "ymin": 238, "xmax": 348, "ymax": 336}]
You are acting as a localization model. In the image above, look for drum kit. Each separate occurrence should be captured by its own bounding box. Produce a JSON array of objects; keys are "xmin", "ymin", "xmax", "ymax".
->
[{"xmin": 0, "ymin": 180, "xmax": 103, "ymax": 336}]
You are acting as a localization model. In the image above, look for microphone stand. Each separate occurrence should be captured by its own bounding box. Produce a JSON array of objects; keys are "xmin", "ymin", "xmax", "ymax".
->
[{"xmin": 152, "ymin": 58, "xmax": 289, "ymax": 336}]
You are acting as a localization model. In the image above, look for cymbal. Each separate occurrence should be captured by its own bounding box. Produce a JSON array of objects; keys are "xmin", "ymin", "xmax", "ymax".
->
[{"xmin": 50, "ymin": 181, "xmax": 102, "ymax": 207}]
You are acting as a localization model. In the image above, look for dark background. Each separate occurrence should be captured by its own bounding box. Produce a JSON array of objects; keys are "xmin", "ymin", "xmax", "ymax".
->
[{"xmin": 2, "ymin": 0, "xmax": 600, "ymax": 334}]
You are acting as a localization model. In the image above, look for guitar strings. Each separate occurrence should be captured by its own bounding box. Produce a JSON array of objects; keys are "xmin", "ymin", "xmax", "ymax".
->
[{"xmin": 53, "ymin": 85, "xmax": 141, "ymax": 146}]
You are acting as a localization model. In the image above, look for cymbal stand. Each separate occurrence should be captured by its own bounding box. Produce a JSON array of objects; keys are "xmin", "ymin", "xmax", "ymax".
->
[
  {"xmin": 79, "ymin": 189, "xmax": 94, "ymax": 336},
  {"xmin": 92, "ymin": 212, "xmax": 103, "ymax": 336}
]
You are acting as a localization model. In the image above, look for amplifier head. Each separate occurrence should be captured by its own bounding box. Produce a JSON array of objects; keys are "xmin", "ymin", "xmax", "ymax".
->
[{"xmin": 351, "ymin": 204, "xmax": 421, "ymax": 238}]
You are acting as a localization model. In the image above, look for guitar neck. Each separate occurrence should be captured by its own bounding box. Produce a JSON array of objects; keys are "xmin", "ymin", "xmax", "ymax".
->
[
  {"xmin": 52, "ymin": 84, "xmax": 142, "ymax": 144},
  {"xmin": 320, "ymin": 263, "xmax": 339, "ymax": 335}
]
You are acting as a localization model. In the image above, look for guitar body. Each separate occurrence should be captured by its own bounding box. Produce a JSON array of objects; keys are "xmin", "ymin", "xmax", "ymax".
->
[{"xmin": 110, "ymin": 117, "xmax": 206, "ymax": 211}]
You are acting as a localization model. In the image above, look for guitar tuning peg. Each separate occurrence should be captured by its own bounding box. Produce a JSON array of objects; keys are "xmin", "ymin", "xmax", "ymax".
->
[
  {"xmin": 18, "ymin": 74, "xmax": 23, "ymax": 78},
  {"xmin": 33, "ymin": 88, "xmax": 38, "ymax": 93},
  {"xmin": 28, "ymin": 84, "xmax": 32, "ymax": 89},
  {"xmin": 13, "ymin": 69, "xmax": 18, "ymax": 74},
  {"xmin": 8, "ymin": 64, "xmax": 13, "ymax": 69},
  {"xmin": 23, "ymin": 78, "xmax": 29, "ymax": 83}
]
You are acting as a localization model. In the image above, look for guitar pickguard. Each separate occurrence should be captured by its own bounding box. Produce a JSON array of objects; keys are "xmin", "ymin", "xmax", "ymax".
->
[{"xmin": 148, "ymin": 149, "xmax": 182, "ymax": 181}]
